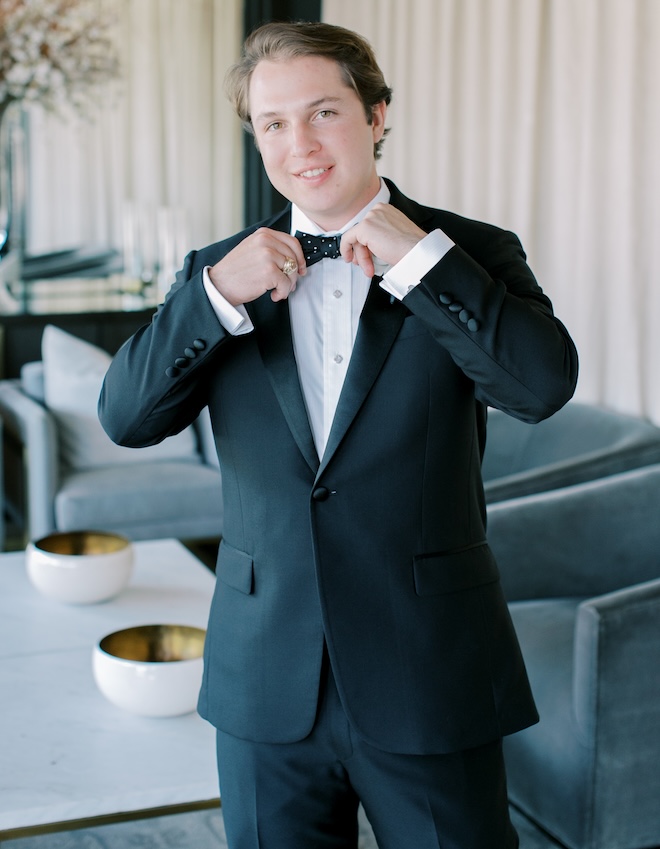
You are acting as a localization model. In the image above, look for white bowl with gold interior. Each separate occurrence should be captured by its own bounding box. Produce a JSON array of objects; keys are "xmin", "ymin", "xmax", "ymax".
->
[
  {"xmin": 92, "ymin": 623, "xmax": 206, "ymax": 717},
  {"xmin": 26, "ymin": 530, "xmax": 133, "ymax": 604}
]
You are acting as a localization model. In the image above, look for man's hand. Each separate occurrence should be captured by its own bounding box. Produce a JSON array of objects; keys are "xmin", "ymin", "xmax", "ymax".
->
[
  {"xmin": 208, "ymin": 228, "xmax": 307, "ymax": 305},
  {"xmin": 340, "ymin": 204, "xmax": 427, "ymax": 278}
]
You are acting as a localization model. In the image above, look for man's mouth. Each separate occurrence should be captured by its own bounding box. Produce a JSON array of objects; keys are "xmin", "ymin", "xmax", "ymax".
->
[{"xmin": 298, "ymin": 167, "xmax": 330, "ymax": 178}]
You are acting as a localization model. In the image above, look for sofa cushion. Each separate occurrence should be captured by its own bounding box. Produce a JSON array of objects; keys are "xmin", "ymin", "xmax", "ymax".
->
[
  {"xmin": 42, "ymin": 324, "xmax": 199, "ymax": 471},
  {"xmin": 55, "ymin": 462, "xmax": 223, "ymax": 541},
  {"xmin": 20, "ymin": 360, "xmax": 46, "ymax": 402}
]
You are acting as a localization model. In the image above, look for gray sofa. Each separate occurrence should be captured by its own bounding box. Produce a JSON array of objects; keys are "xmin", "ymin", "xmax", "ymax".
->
[
  {"xmin": 483, "ymin": 401, "xmax": 660, "ymax": 503},
  {"xmin": 487, "ymin": 465, "xmax": 660, "ymax": 849},
  {"xmin": 0, "ymin": 361, "xmax": 223, "ymax": 545}
]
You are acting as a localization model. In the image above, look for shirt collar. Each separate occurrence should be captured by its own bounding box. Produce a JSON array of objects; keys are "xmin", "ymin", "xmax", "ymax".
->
[{"xmin": 290, "ymin": 178, "xmax": 391, "ymax": 237}]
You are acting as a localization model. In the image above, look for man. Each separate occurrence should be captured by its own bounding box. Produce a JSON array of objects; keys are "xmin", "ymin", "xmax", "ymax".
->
[{"xmin": 99, "ymin": 20, "xmax": 578, "ymax": 849}]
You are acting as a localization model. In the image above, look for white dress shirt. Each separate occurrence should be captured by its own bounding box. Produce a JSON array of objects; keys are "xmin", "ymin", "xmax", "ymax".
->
[{"xmin": 202, "ymin": 179, "xmax": 454, "ymax": 457}]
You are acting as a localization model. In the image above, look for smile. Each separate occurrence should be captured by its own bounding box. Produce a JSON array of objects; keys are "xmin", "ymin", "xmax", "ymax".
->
[{"xmin": 299, "ymin": 168, "xmax": 329, "ymax": 178}]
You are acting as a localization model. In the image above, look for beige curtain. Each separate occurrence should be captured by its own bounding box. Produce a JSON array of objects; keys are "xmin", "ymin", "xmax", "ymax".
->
[
  {"xmin": 324, "ymin": 0, "xmax": 660, "ymax": 423},
  {"xmin": 26, "ymin": 0, "xmax": 243, "ymax": 263}
]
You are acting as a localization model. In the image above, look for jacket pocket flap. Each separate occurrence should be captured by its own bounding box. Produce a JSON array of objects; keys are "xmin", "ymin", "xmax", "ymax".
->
[
  {"xmin": 413, "ymin": 543, "xmax": 499, "ymax": 596},
  {"xmin": 216, "ymin": 541, "xmax": 254, "ymax": 595}
]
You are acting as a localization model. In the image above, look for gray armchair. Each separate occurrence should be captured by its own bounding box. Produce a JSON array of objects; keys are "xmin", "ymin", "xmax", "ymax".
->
[
  {"xmin": 0, "ymin": 361, "xmax": 223, "ymax": 545},
  {"xmin": 487, "ymin": 466, "xmax": 660, "ymax": 849},
  {"xmin": 483, "ymin": 401, "xmax": 660, "ymax": 503},
  {"xmin": 0, "ymin": 414, "xmax": 4, "ymax": 551}
]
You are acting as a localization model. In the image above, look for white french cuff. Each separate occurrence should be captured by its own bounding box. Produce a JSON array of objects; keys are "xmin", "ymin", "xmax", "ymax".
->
[
  {"xmin": 380, "ymin": 228, "xmax": 455, "ymax": 301},
  {"xmin": 202, "ymin": 266, "xmax": 254, "ymax": 336}
]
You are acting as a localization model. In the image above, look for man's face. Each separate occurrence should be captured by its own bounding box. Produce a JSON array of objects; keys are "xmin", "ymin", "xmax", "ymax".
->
[{"xmin": 249, "ymin": 55, "xmax": 386, "ymax": 232}]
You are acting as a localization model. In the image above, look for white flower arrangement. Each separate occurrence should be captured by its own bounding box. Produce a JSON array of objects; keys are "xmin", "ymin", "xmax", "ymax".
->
[{"xmin": 0, "ymin": 0, "xmax": 120, "ymax": 115}]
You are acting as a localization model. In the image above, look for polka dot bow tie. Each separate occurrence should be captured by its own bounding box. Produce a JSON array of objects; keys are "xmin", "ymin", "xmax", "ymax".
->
[{"xmin": 295, "ymin": 231, "xmax": 342, "ymax": 266}]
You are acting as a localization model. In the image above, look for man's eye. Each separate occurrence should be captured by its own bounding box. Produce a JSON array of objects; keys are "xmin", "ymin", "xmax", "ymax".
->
[
  {"xmin": 266, "ymin": 121, "xmax": 283, "ymax": 132},
  {"xmin": 316, "ymin": 110, "xmax": 335, "ymax": 120}
]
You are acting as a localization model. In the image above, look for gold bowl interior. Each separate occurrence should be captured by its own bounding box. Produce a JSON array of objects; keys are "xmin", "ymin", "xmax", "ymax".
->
[
  {"xmin": 34, "ymin": 531, "xmax": 130, "ymax": 557},
  {"xmin": 99, "ymin": 624, "xmax": 206, "ymax": 663}
]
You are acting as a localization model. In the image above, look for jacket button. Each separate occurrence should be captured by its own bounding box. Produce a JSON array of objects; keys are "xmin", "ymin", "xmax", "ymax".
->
[
  {"xmin": 448, "ymin": 301, "xmax": 463, "ymax": 313},
  {"xmin": 165, "ymin": 366, "xmax": 179, "ymax": 378},
  {"xmin": 175, "ymin": 357, "xmax": 189, "ymax": 368},
  {"xmin": 459, "ymin": 309, "xmax": 470, "ymax": 323},
  {"xmin": 467, "ymin": 318, "xmax": 480, "ymax": 332},
  {"xmin": 312, "ymin": 487, "xmax": 330, "ymax": 502},
  {"xmin": 439, "ymin": 292, "xmax": 452, "ymax": 305},
  {"xmin": 184, "ymin": 347, "xmax": 197, "ymax": 358},
  {"xmin": 193, "ymin": 338, "xmax": 206, "ymax": 351}
]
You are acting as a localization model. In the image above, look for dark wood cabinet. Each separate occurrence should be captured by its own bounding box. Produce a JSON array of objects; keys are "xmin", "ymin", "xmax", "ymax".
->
[
  {"xmin": 0, "ymin": 308, "xmax": 155, "ymax": 378},
  {"xmin": 0, "ymin": 277, "xmax": 157, "ymax": 377}
]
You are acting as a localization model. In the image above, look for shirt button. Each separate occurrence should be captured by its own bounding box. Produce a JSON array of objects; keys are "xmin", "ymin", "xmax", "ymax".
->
[
  {"xmin": 333, "ymin": 290, "xmax": 343, "ymax": 298},
  {"xmin": 334, "ymin": 354, "xmax": 344, "ymax": 364}
]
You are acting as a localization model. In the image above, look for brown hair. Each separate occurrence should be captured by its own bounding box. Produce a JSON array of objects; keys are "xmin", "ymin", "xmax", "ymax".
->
[{"xmin": 225, "ymin": 21, "xmax": 393, "ymax": 159}]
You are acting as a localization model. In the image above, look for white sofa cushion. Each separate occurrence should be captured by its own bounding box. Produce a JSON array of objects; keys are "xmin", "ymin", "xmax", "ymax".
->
[{"xmin": 42, "ymin": 324, "xmax": 199, "ymax": 471}]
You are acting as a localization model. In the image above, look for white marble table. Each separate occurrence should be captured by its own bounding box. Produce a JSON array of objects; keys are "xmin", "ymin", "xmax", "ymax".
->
[{"xmin": 0, "ymin": 539, "xmax": 220, "ymax": 840}]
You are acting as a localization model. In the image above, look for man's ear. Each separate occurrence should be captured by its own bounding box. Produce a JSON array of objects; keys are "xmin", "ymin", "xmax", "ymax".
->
[{"xmin": 371, "ymin": 101, "xmax": 387, "ymax": 143}]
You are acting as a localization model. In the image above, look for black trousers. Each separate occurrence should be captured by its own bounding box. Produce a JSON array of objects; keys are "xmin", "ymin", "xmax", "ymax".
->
[{"xmin": 215, "ymin": 657, "xmax": 519, "ymax": 849}]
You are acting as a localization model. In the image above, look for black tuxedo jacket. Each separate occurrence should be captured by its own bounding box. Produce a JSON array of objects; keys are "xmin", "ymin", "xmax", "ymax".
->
[{"xmin": 99, "ymin": 180, "xmax": 578, "ymax": 755}]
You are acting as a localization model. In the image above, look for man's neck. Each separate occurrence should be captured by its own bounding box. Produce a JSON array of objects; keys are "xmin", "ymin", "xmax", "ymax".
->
[{"xmin": 291, "ymin": 178, "xmax": 390, "ymax": 236}]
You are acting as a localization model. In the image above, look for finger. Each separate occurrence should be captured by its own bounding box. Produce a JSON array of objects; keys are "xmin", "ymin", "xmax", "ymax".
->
[
  {"xmin": 347, "ymin": 240, "xmax": 375, "ymax": 278},
  {"xmin": 339, "ymin": 229, "xmax": 356, "ymax": 264},
  {"xmin": 270, "ymin": 281, "xmax": 294, "ymax": 302},
  {"xmin": 265, "ymin": 247, "xmax": 300, "ymax": 283},
  {"xmin": 254, "ymin": 227, "xmax": 306, "ymax": 275},
  {"xmin": 274, "ymin": 232, "xmax": 307, "ymax": 274},
  {"xmin": 268, "ymin": 270, "xmax": 297, "ymax": 302}
]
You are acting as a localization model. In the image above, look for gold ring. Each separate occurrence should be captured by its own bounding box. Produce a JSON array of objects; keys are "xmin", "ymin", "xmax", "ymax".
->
[{"xmin": 281, "ymin": 257, "xmax": 297, "ymax": 275}]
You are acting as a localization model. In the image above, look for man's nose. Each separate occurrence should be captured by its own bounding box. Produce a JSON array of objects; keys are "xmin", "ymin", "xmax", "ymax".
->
[{"xmin": 291, "ymin": 123, "xmax": 320, "ymax": 156}]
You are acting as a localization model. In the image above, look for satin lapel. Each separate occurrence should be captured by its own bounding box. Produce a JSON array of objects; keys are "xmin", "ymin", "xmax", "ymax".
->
[
  {"xmin": 317, "ymin": 182, "xmax": 436, "ymax": 477},
  {"xmin": 245, "ymin": 205, "xmax": 319, "ymax": 473},
  {"xmin": 318, "ymin": 280, "xmax": 407, "ymax": 476},
  {"xmin": 248, "ymin": 295, "xmax": 319, "ymax": 473}
]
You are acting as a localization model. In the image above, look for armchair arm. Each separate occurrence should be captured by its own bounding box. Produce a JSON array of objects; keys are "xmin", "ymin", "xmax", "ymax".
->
[
  {"xmin": 484, "ymin": 439, "xmax": 660, "ymax": 503},
  {"xmin": 0, "ymin": 380, "xmax": 59, "ymax": 541},
  {"xmin": 487, "ymin": 464, "xmax": 660, "ymax": 601},
  {"xmin": 573, "ymin": 577, "xmax": 660, "ymax": 741}
]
